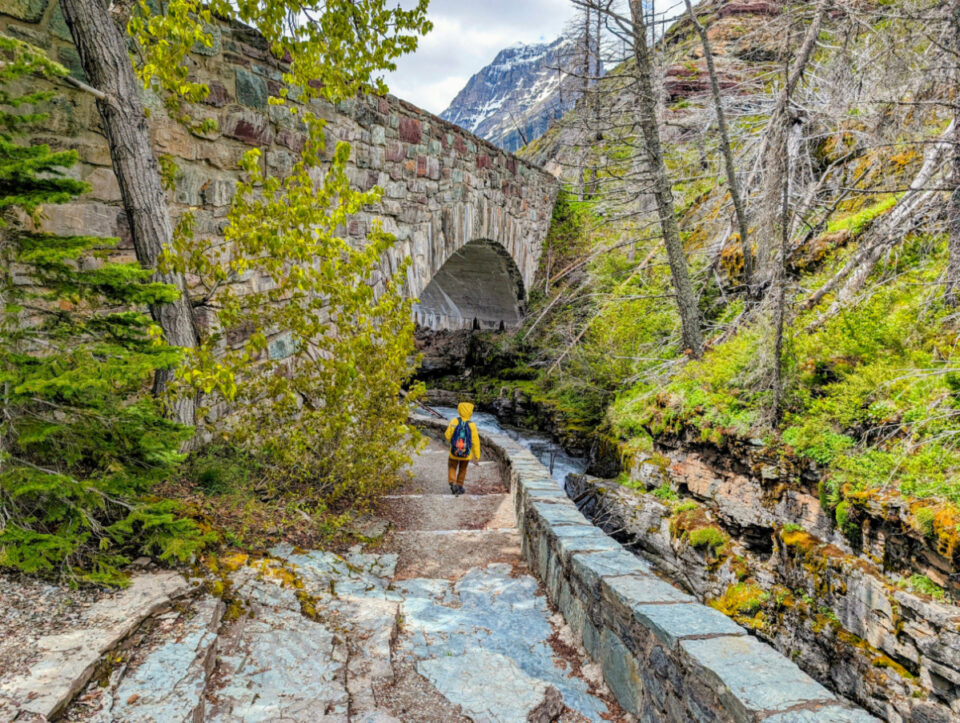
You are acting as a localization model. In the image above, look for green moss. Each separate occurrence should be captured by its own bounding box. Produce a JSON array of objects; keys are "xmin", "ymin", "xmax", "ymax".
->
[
  {"xmin": 688, "ymin": 525, "xmax": 729, "ymax": 551},
  {"xmin": 835, "ymin": 501, "xmax": 862, "ymax": 543},
  {"xmin": 824, "ymin": 195, "xmax": 899, "ymax": 237},
  {"xmin": 711, "ymin": 582, "xmax": 770, "ymax": 616},
  {"xmin": 914, "ymin": 507, "xmax": 935, "ymax": 538},
  {"xmin": 673, "ymin": 500, "xmax": 699, "ymax": 514}
]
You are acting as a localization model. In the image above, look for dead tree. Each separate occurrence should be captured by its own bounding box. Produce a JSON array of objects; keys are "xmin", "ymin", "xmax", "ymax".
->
[
  {"xmin": 753, "ymin": 0, "xmax": 830, "ymax": 288},
  {"xmin": 627, "ymin": 0, "xmax": 703, "ymax": 357},
  {"xmin": 683, "ymin": 0, "xmax": 753, "ymax": 287},
  {"xmin": 59, "ymin": 0, "xmax": 199, "ymax": 427},
  {"xmin": 945, "ymin": 0, "xmax": 960, "ymax": 305}
]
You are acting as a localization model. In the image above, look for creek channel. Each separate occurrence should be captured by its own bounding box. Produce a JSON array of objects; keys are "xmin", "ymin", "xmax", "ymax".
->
[{"xmin": 430, "ymin": 405, "xmax": 587, "ymax": 486}]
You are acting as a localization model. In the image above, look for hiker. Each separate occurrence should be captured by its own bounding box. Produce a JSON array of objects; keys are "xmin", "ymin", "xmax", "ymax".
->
[{"xmin": 444, "ymin": 402, "xmax": 481, "ymax": 496}]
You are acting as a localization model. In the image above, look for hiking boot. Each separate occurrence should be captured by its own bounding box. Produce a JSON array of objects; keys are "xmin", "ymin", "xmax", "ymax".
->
[
  {"xmin": 449, "ymin": 483, "xmax": 457, "ymax": 495},
  {"xmin": 455, "ymin": 485, "xmax": 465, "ymax": 496}
]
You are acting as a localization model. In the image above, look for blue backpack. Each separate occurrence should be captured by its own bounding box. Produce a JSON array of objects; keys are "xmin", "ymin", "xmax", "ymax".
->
[{"xmin": 450, "ymin": 418, "xmax": 473, "ymax": 458}]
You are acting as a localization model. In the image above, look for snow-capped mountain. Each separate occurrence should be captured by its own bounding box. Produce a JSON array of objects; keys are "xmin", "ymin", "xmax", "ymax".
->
[{"xmin": 440, "ymin": 36, "xmax": 584, "ymax": 153}]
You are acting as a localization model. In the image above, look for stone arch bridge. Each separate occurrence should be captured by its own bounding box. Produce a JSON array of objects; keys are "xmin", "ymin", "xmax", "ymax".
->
[{"xmin": 1, "ymin": 8, "xmax": 559, "ymax": 332}]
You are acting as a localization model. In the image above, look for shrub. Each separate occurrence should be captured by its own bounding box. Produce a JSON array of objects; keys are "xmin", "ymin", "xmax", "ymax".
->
[
  {"xmin": 907, "ymin": 574, "xmax": 946, "ymax": 601},
  {"xmin": 652, "ymin": 484, "xmax": 678, "ymax": 502},
  {"xmin": 165, "ymin": 117, "xmax": 423, "ymax": 516}
]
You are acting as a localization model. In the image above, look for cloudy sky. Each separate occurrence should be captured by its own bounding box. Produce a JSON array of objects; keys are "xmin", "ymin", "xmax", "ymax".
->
[
  {"xmin": 382, "ymin": 0, "xmax": 575, "ymax": 115},
  {"xmin": 383, "ymin": 0, "xmax": 686, "ymax": 115}
]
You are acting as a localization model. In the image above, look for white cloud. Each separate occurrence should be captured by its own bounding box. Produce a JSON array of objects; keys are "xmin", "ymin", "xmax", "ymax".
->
[
  {"xmin": 383, "ymin": 0, "xmax": 688, "ymax": 114},
  {"xmin": 383, "ymin": 0, "xmax": 574, "ymax": 114}
]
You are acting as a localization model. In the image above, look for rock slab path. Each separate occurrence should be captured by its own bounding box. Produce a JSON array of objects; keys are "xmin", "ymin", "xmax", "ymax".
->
[{"xmin": 0, "ymin": 439, "xmax": 618, "ymax": 722}]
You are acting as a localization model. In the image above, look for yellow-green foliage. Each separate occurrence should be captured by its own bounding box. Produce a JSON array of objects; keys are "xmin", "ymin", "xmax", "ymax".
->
[
  {"xmin": 711, "ymin": 582, "xmax": 770, "ymax": 616},
  {"xmin": 824, "ymin": 195, "xmax": 898, "ymax": 237},
  {"xmin": 903, "ymin": 574, "xmax": 946, "ymax": 601}
]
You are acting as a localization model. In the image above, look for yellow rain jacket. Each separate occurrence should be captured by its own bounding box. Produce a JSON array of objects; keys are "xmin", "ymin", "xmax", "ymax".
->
[{"xmin": 445, "ymin": 402, "xmax": 481, "ymax": 461}]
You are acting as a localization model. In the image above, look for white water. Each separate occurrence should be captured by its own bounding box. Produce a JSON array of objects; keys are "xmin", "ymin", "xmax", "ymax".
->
[{"xmin": 431, "ymin": 406, "xmax": 588, "ymax": 487}]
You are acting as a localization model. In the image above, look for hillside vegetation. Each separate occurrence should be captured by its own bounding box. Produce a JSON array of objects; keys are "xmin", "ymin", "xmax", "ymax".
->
[{"xmin": 481, "ymin": 0, "xmax": 960, "ymax": 577}]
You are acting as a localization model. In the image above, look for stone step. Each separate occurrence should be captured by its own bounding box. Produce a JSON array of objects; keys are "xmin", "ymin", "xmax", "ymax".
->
[
  {"xmin": 380, "ymin": 493, "xmax": 514, "ymax": 532},
  {"xmin": 85, "ymin": 595, "xmax": 223, "ymax": 722},
  {"xmin": 0, "ymin": 572, "xmax": 191, "ymax": 720},
  {"xmin": 389, "ymin": 530, "xmax": 523, "ymax": 579}
]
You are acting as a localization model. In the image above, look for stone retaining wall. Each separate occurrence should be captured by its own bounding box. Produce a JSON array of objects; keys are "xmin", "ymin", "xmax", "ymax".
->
[{"xmin": 413, "ymin": 416, "xmax": 876, "ymax": 722}]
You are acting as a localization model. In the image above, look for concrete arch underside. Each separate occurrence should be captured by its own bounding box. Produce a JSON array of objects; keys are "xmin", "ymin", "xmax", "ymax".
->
[{"xmin": 413, "ymin": 239, "xmax": 526, "ymax": 331}]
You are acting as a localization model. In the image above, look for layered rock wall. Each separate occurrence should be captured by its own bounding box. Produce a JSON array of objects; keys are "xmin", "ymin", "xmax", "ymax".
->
[{"xmin": 568, "ymin": 460, "xmax": 960, "ymax": 722}]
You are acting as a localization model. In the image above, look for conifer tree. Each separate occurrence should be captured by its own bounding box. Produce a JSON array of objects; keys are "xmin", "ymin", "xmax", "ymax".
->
[{"xmin": 0, "ymin": 35, "xmax": 213, "ymax": 585}]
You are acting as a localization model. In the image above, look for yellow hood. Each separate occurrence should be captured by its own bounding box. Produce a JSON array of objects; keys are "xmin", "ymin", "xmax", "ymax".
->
[{"xmin": 457, "ymin": 402, "xmax": 474, "ymax": 420}]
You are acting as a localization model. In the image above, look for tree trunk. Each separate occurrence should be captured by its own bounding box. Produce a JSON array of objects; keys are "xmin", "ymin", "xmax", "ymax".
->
[
  {"xmin": 684, "ymin": 0, "xmax": 753, "ymax": 287},
  {"xmin": 945, "ymin": 1, "xmax": 960, "ymax": 305},
  {"xmin": 59, "ymin": 0, "xmax": 199, "ymax": 427},
  {"xmin": 628, "ymin": 0, "xmax": 703, "ymax": 358},
  {"xmin": 754, "ymin": 0, "xmax": 829, "ymax": 287}
]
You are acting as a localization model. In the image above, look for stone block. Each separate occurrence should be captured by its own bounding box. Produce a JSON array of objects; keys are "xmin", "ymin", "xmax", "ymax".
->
[
  {"xmin": 570, "ymin": 549, "xmax": 651, "ymax": 594},
  {"xmin": 200, "ymin": 178, "xmax": 237, "ymax": 207},
  {"xmin": 222, "ymin": 109, "xmax": 273, "ymax": 146},
  {"xmin": 1, "ymin": 0, "xmax": 49, "ymax": 22},
  {"xmin": 763, "ymin": 706, "xmax": 880, "ymax": 722},
  {"xmin": 550, "ymin": 525, "xmax": 622, "ymax": 567},
  {"xmin": 235, "ymin": 67, "xmax": 267, "ymax": 108},
  {"xmin": 203, "ymin": 81, "xmax": 233, "ymax": 107},
  {"xmin": 192, "ymin": 23, "xmax": 222, "ymax": 56},
  {"xmin": 681, "ymin": 635, "xmax": 836, "ymax": 718},
  {"xmin": 57, "ymin": 46, "xmax": 85, "ymax": 81},
  {"xmin": 372, "ymin": 125, "xmax": 386, "ymax": 145},
  {"xmin": 398, "ymin": 117, "xmax": 421, "ymax": 144},
  {"xmin": 631, "ymin": 603, "xmax": 744, "ymax": 650},
  {"xmin": 602, "ymin": 574, "xmax": 696, "ymax": 615},
  {"xmin": 49, "ymin": 2, "xmax": 72, "ymax": 40},
  {"xmin": 38, "ymin": 202, "xmax": 121, "ymax": 239},
  {"xmin": 528, "ymin": 500, "xmax": 586, "ymax": 528},
  {"xmin": 599, "ymin": 628, "xmax": 643, "ymax": 716},
  {"xmin": 268, "ymin": 333, "xmax": 296, "ymax": 361},
  {"xmin": 84, "ymin": 167, "xmax": 122, "ymax": 202}
]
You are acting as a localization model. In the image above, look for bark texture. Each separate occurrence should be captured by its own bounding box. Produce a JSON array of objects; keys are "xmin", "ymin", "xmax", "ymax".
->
[
  {"xmin": 629, "ymin": 0, "xmax": 703, "ymax": 358},
  {"xmin": 683, "ymin": 0, "xmax": 753, "ymax": 287},
  {"xmin": 945, "ymin": 1, "xmax": 960, "ymax": 305},
  {"xmin": 754, "ymin": 0, "xmax": 829, "ymax": 286},
  {"xmin": 58, "ymin": 0, "xmax": 199, "ymax": 426}
]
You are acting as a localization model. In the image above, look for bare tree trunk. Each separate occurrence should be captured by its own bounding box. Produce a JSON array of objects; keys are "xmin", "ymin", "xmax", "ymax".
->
[
  {"xmin": 772, "ymin": 127, "xmax": 796, "ymax": 425},
  {"xmin": 629, "ymin": 0, "xmax": 703, "ymax": 358},
  {"xmin": 945, "ymin": 1, "xmax": 960, "ymax": 305},
  {"xmin": 754, "ymin": 0, "xmax": 829, "ymax": 287},
  {"xmin": 59, "ymin": 0, "xmax": 199, "ymax": 427},
  {"xmin": 683, "ymin": 0, "xmax": 753, "ymax": 288}
]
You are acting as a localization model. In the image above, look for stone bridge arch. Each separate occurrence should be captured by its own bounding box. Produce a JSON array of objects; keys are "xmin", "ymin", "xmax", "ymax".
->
[
  {"xmin": 413, "ymin": 239, "xmax": 525, "ymax": 330},
  {"xmin": 1, "ymin": 9, "xmax": 559, "ymax": 337}
]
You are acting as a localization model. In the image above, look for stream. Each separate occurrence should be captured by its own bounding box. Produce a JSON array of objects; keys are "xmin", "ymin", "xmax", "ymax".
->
[{"xmin": 430, "ymin": 406, "xmax": 587, "ymax": 486}]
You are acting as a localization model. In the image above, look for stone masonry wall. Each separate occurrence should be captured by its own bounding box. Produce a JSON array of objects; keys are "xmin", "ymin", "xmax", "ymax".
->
[
  {"xmin": 414, "ymin": 416, "xmax": 876, "ymax": 722},
  {"xmin": 0, "ymin": 3, "xmax": 558, "ymax": 339}
]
